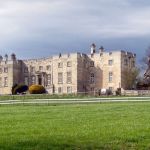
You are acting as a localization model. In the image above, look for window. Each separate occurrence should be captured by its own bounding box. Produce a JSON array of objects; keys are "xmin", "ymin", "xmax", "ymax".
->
[
  {"xmin": 124, "ymin": 59, "xmax": 128, "ymax": 65},
  {"xmin": 68, "ymin": 53, "xmax": 70, "ymax": 58},
  {"xmin": 58, "ymin": 73, "xmax": 63, "ymax": 84},
  {"xmin": 67, "ymin": 86, "xmax": 72, "ymax": 93},
  {"xmin": 0, "ymin": 68, "xmax": 2, "ymax": 74},
  {"xmin": 46, "ymin": 65, "xmax": 51, "ymax": 71},
  {"xmin": 67, "ymin": 72, "xmax": 72, "ymax": 83},
  {"xmin": 109, "ymin": 87, "xmax": 113, "ymax": 91},
  {"xmin": 90, "ymin": 61, "xmax": 94, "ymax": 67},
  {"xmin": 24, "ymin": 67, "xmax": 28, "ymax": 73},
  {"xmin": 47, "ymin": 74, "xmax": 51, "ymax": 86},
  {"xmin": 108, "ymin": 60, "xmax": 113, "ymax": 66},
  {"xmin": 109, "ymin": 72, "xmax": 113, "ymax": 82},
  {"xmin": 59, "ymin": 53, "xmax": 62, "ymax": 58},
  {"xmin": 4, "ymin": 67, "xmax": 8, "ymax": 73},
  {"xmin": 31, "ymin": 76, "xmax": 36, "ymax": 85},
  {"xmin": 58, "ymin": 62, "xmax": 63, "ymax": 68},
  {"xmin": 4, "ymin": 77, "xmax": 8, "ymax": 87},
  {"xmin": 39, "ymin": 66, "xmax": 43, "ymax": 71},
  {"xmin": 100, "ymin": 53, "xmax": 103, "ymax": 57},
  {"xmin": 83, "ymin": 60, "xmax": 86, "ymax": 68},
  {"xmin": 58, "ymin": 87, "xmax": 63, "ymax": 94},
  {"xmin": 90, "ymin": 73, "xmax": 95, "ymax": 84},
  {"xmin": 0, "ymin": 77, "xmax": 2, "ymax": 87},
  {"xmin": 31, "ymin": 67, "xmax": 35, "ymax": 73},
  {"xmin": 91, "ymin": 87, "xmax": 94, "ymax": 92},
  {"xmin": 67, "ymin": 61, "xmax": 72, "ymax": 67},
  {"xmin": 109, "ymin": 52, "xmax": 112, "ymax": 55},
  {"xmin": 24, "ymin": 77, "xmax": 29, "ymax": 85},
  {"xmin": 132, "ymin": 61, "xmax": 135, "ymax": 67}
]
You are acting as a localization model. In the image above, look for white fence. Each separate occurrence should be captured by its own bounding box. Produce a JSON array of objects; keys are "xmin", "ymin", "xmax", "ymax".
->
[
  {"xmin": 1, "ymin": 97, "xmax": 150, "ymax": 105},
  {"xmin": 122, "ymin": 90, "xmax": 150, "ymax": 96}
]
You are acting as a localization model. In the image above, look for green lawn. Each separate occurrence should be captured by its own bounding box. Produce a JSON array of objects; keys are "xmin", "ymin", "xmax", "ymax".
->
[
  {"xmin": 0, "ymin": 94, "xmax": 139, "ymax": 101},
  {"xmin": 0, "ymin": 102, "xmax": 150, "ymax": 150},
  {"xmin": 0, "ymin": 94, "xmax": 96, "ymax": 100}
]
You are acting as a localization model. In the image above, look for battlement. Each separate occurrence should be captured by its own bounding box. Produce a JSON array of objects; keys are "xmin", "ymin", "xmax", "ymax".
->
[
  {"xmin": 0, "ymin": 45, "xmax": 137, "ymax": 95},
  {"xmin": 121, "ymin": 50, "xmax": 136, "ymax": 58}
]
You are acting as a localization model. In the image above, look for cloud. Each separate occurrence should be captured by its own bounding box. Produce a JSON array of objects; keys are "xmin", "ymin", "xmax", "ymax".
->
[{"xmin": 0, "ymin": 0, "xmax": 149, "ymax": 59}]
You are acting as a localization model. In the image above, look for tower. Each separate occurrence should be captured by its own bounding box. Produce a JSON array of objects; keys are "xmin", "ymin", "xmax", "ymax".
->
[
  {"xmin": 90, "ymin": 43, "xmax": 96, "ymax": 55},
  {"xmin": 0, "ymin": 55, "xmax": 3, "ymax": 62},
  {"xmin": 5, "ymin": 54, "xmax": 8, "ymax": 61},
  {"xmin": 11, "ymin": 53, "xmax": 16, "ymax": 61},
  {"xmin": 99, "ymin": 46, "xmax": 104, "ymax": 53}
]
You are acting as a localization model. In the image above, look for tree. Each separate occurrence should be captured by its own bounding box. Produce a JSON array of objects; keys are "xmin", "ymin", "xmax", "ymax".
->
[
  {"xmin": 12, "ymin": 84, "xmax": 28, "ymax": 95},
  {"xmin": 123, "ymin": 67, "xmax": 140, "ymax": 90},
  {"xmin": 142, "ymin": 47, "xmax": 150, "ymax": 83},
  {"xmin": 135, "ymin": 47, "xmax": 150, "ymax": 90}
]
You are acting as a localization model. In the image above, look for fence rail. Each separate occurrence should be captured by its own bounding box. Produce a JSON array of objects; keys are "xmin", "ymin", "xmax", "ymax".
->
[
  {"xmin": 122, "ymin": 90, "xmax": 150, "ymax": 96},
  {"xmin": 0, "ymin": 96, "xmax": 150, "ymax": 105},
  {"xmin": 0, "ymin": 90, "xmax": 150, "ymax": 101}
]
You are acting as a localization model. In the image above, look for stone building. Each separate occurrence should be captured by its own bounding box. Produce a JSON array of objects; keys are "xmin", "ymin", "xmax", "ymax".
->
[{"xmin": 0, "ymin": 44, "xmax": 136, "ymax": 95}]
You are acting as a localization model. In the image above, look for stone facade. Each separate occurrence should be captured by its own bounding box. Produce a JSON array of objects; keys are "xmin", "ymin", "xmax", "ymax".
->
[{"xmin": 0, "ymin": 45, "xmax": 136, "ymax": 95}]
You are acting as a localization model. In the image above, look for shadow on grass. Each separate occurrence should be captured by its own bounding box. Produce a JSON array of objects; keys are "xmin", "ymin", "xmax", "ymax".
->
[
  {"xmin": 0, "ymin": 135, "xmax": 121, "ymax": 150},
  {"xmin": 0, "ymin": 137, "xmax": 141, "ymax": 150}
]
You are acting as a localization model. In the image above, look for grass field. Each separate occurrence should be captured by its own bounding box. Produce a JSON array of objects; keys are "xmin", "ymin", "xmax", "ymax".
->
[
  {"xmin": 0, "ymin": 102, "xmax": 150, "ymax": 150},
  {"xmin": 0, "ymin": 94, "xmax": 96, "ymax": 100},
  {"xmin": 0, "ymin": 94, "xmax": 139, "ymax": 101}
]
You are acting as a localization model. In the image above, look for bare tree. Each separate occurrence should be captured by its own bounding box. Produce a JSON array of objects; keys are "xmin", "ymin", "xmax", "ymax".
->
[
  {"xmin": 123, "ymin": 67, "xmax": 140, "ymax": 90},
  {"xmin": 143, "ymin": 47, "xmax": 150, "ymax": 82}
]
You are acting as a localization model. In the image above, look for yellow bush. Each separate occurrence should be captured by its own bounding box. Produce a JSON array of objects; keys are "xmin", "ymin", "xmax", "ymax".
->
[{"xmin": 29, "ymin": 85, "xmax": 46, "ymax": 94}]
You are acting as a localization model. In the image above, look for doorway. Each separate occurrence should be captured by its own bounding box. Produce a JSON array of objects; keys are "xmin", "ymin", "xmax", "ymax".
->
[{"xmin": 38, "ymin": 75, "xmax": 42, "ymax": 85}]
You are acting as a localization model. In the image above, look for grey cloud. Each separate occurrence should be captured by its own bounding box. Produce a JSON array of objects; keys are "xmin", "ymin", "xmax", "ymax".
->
[{"xmin": 0, "ymin": 0, "xmax": 149, "ymax": 60}]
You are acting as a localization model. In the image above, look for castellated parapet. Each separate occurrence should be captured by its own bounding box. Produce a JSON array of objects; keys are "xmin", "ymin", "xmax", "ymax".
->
[{"xmin": 0, "ymin": 46, "xmax": 136, "ymax": 95}]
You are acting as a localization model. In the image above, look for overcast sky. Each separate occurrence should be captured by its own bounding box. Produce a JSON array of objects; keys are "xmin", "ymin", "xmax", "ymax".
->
[{"xmin": 0, "ymin": 0, "xmax": 150, "ymax": 60}]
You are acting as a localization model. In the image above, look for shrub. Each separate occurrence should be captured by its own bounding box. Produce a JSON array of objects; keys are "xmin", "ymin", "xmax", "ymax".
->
[
  {"xmin": 12, "ymin": 83, "xmax": 18, "ymax": 94},
  {"xmin": 107, "ymin": 89, "xmax": 112, "ymax": 96},
  {"xmin": 12, "ymin": 84, "xmax": 28, "ymax": 95},
  {"xmin": 116, "ymin": 88, "xmax": 121, "ymax": 96},
  {"xmin": 29, "ymin": 85, "xmax": 46, "ymax": 94}
]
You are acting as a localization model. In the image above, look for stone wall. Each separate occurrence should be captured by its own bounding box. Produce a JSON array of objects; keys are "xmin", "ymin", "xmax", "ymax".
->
[{"xmin": 0, "ymin": 48, "xmax": 136, "ymax": 95}]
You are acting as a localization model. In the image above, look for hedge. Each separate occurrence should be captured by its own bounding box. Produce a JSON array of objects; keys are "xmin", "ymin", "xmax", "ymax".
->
[
  {"xmin": 12, "ymin": 84, "xmax": 18, "ymax": 94},
  {"xmin": 29, "ymin": 85, "xmax": 46, "ymax": 94},
  {"xmin": 12, "ymin": 84, "xmax": 28, "ymax": 95}
]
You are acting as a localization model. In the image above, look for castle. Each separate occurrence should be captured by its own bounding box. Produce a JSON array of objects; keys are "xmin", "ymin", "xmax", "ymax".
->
[{"xmin": 0, "ymin": 44, "xmax": 136, "ymax": 95}]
